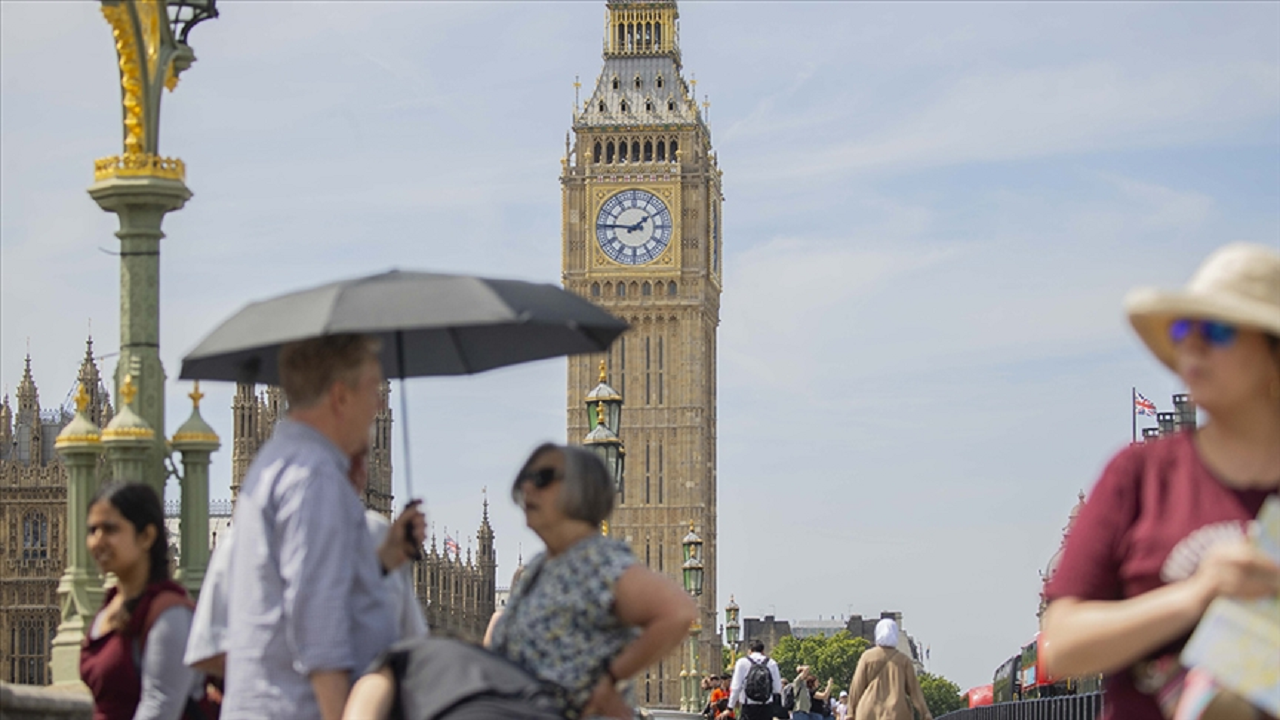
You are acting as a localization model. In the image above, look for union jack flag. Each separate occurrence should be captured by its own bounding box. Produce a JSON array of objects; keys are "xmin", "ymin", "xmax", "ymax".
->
[
  {"xmin": 1135, "ymin": 392, "xmax": 1157, "ymax": 417},
  {"xmin": 444, "ymin": 535, "xmax": 460, "ymax": 559}
]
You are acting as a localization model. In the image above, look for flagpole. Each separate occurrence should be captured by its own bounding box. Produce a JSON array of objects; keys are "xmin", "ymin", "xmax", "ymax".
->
[{"xmin": 1132, "ymin": 387, "xmax": 1137, "ymax": 444}]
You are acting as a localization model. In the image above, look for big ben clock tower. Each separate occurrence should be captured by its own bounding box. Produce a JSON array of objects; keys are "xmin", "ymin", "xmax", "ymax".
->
[{"xmin": 562, "ymin": 0, "xmax": 722, "ymax": 707}]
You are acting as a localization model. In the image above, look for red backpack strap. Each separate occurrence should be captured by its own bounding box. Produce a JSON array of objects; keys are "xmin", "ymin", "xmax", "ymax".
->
[{"xmin": 139, "ymin": 589, "xmax": 195, "ymax": 649}]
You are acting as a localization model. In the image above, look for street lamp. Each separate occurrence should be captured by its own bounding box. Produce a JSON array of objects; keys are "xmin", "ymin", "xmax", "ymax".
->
[
  {"xmin": 682, "ymin": 524, "xmax": 704, "ymax": 596},
  {"xmin": 680, "ymin": 523, "xmax": 705, "ymax": 711},
  {"xmin": 725, "ymin": 595, "xmax": 741, "ymax": 662},
  {"xmin": 585, "ymin": 359, "xmax": 622, "ymax": 434},
  {"xmin": 584, "ymin": 400, "xmax": 624, "ymax": 488}
]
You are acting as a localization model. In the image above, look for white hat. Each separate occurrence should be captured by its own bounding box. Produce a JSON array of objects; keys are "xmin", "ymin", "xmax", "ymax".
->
[
  {"xmin": 1125, "ymin": 243, "xmax": 1280, "ymax": 371},
  {"xmin": 839, "ymin": 691, "xmax": 849, "ymax": 698}
]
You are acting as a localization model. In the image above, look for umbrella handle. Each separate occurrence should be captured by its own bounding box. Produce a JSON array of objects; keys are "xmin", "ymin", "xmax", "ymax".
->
[{"xmin": 395, "ymin": 330, "xmax": 423, "ymax": 561}]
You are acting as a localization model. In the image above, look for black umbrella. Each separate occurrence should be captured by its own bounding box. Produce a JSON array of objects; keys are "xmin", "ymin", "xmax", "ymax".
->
[{"xmin": 180, "ymin": 269, "xmax": 627, "ymax": 501}]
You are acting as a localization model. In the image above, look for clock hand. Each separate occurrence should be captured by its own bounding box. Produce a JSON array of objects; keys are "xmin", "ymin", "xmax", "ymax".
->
[{"xmin": 627, "ymin": 214, "xmax": 652, "ymax": 232}]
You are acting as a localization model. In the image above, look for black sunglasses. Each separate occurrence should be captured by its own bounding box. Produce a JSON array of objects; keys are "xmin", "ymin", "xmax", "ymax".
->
[{"xmin": 517, "ymin": 467, "xmax": 562, "ymax": 489}]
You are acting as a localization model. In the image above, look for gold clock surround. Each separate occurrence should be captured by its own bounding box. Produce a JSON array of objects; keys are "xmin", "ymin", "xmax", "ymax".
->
[{"xmin": 589, "ymin": 183, "xmax": 682, "ymax": 271}]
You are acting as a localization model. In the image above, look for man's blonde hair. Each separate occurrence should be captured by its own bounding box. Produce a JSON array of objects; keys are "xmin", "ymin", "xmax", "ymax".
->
[{"xmin": 278, "ymin": 334, "xmax": 382, "ymax": 409}]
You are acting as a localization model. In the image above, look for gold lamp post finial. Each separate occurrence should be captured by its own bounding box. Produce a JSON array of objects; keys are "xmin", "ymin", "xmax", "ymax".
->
[
  {"xmin": 598, "ymin": 359, "xmax": 607, "ymax": 383},
  {"xmin": 597, "ymin": 400, "xmax": 607, "ymax": 428},
  {"xmin": 189, "ymin": 380, "xmax": 204, "ymax": 409},
  {"xmin": 120, "ymin": 374, "xmax": 138, "ymax": 407},
  {"xmin": 74, "ymin": 383, "xmax": 91, "ymax": 414}
]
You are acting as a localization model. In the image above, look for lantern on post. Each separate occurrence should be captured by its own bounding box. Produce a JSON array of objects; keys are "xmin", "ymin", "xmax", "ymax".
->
[
  {"xmin": 725, "ymin": 595, "xmax": 741, "ymax": 654},
  {"xmin": 585, "ymin": 359, "xmax": 622, "ymax": 434},
  {"xmin": 584, "ymin": 400, "xmax": 625, "ymax": 487},
  {"xmin": 682, "ymin": 523, "xmax": 704, "ymax": 597}
]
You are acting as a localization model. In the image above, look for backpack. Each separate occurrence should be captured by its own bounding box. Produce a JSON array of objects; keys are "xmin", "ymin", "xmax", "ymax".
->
[
  {"xmin": 138, "ymin": 592, "xmax": 221, "ymax": 720},
  {"xmin": 781, "ymin": 683, "xmax": 796, "ymax": 712},
  {"xmin": 744, "ymin": 657, "xmax": 773, "ymax": 703}
]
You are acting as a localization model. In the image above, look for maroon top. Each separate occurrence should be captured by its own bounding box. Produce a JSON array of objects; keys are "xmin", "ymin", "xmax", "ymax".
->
[
  {"xmin": 80, "ymin": 580, "xmax": 193, "ymax": 720},
  {"xmin": 1045, "ymin": 431, "xmax": 1275, "ymax": 720}
]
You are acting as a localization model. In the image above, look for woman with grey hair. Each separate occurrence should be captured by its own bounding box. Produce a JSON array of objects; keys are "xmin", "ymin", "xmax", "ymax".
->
[{"xmin": 488, "ymin": 443, "xmax": 698, "ymax": 719}]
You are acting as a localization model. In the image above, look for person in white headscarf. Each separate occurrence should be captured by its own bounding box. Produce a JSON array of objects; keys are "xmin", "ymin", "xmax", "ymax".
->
[{"xmin": 846, "ymin": 619, "xmax": 931, "ymax": 720}]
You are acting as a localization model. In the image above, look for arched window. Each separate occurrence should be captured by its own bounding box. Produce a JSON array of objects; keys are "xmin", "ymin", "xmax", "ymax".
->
[
  {"xmin": 645, "ymin": 100, "xmax": 653, "ymax": 113},
  {"xmin": 657, "ymin": 140, "xmax": 666, "ymax": 161},
  {"xmin": 604, "ymin": 282, "xmax": 614, "ymax": 295},
  {"xmin": 667, "ymin": 100, "xmax": 675, "ymax": 112},
  {"xmin": 670, "ymin": 139, "xmax": 678, "ymax": 160},
  {"xmin": 598, "ymin": 100, "xmax": 606, "ymax": 113},
  {"xmin": 642, "ymin": 281, "xmax": 652, "ymax": 296},
  {"xmin": 22, "ymin": 512, "xmax": 48, "ymax": 561},
  {"xmin": 644, "ymin": 141, "xmax": 653, "ymax": 161},
  {"xmin": 617, "ymin": 24, "xmax": 625, "ymax": 52},
  {"xmin": 667, "ymin": 281, "xmax": 678, "ymax": 296},
  {"xmin": 653, "ymin": 281, "xmax": 664, "ymax": 295},
  {"xmin": 619, "ymin": 141, "xmax": 628, "ymax": 162},
  {"xmin": 644, "ymin": 22, "xmax": 652, "ymax": 50},
  {"xmin": 592, "ymin": 142, "xmax": 602, "ymax": 164},
  {"xmin": 606, "ymin": 141, "xmax": 615, "ymax": 164},
  {"xmin": 591, "ymin": 282, "xmax": 601, "ymax": 297},
  {"xmin": 620, "ymin": 100, "xmax": 629, "ymax": 114},
  {"xmin": 655, "ymin": 22, "xmax": 662, "ymax": 48},
  {"xmin": 629, "ymin": 281, "xmax": 640, "ymax": 296},
  {"xmin": 634, "ymin": 75, "xmax": 643, "ymax": 91},
  {"xmin": 617, "ymin": 283, "xmax": 626, "ymax": 298},
  {"xmin": 656, "ymin": 75, "xmax": 664, "ymax": 89},
  {"xmin": 632, "ymin": 141, "xmax": 641, "ymax": 160},
  {"xmin": 611, "ymin": 75, "xmax": 619, "ymax": 91}
]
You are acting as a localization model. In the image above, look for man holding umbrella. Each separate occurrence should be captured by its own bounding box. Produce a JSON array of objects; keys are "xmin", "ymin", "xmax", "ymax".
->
[{"xmin": 223, "ymin": 335, "xmax": 418, "ymax": 720}]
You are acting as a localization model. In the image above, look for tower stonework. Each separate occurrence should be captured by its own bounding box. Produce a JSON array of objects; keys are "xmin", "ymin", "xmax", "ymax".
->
[
  {"xmin": 563, "ymin": 0, "xmax": 722, "ymax": 707},
  {"xmin": 229, "ymin": 382, "xmax": 392, "ymax": 516}
]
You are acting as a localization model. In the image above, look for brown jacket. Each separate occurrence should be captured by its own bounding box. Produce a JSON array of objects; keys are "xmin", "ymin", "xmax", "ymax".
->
[{"xmin": 847, "ymin": 646, "xmax": 932, "ymax": 720}]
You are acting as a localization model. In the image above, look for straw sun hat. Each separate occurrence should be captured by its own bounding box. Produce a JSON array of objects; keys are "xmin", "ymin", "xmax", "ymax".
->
[{"xmin": 1125, "ymin": 242, "xmax": 1280, "ymax": 372}]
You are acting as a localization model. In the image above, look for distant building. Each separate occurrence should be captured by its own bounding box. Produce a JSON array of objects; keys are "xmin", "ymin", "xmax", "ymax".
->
[
  {"xmin": 743, "ymin": 610, "xmax": 926, "ymax": 673},
  {"xmin": 0, "ymin": 341, "xmax": 111, "ymax": 685},
  {"xmin": 742, "ymin": 615, "xmax": 792, "ymax": 654},
  {"xmin": 413, "ymin": 499, "xmax": 496, "ymax": 643},
  {"xmin": 790, "ymin": 618, "xmax": 847, "ymax": 640}
]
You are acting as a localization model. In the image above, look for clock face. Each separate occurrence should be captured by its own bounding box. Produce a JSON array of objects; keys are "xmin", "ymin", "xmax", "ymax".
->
[{"xmin": 596, "ymin": 189, "xmax": 673, "ymax": 265}]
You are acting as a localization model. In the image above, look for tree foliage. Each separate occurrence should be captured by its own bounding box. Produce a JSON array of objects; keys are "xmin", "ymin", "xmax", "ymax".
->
[
  {"xmin": 769, "ymin": 632, "xmax": 870, "ymax": 692},
  {"xmin": 918, "ymin": 672, "xmax": 966, "ymax": 717}
]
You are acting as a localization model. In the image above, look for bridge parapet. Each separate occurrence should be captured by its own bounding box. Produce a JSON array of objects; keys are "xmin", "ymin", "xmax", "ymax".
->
[{"xmin": 938, "ymin": 692, "xmax": 1102, "ymax": 720}]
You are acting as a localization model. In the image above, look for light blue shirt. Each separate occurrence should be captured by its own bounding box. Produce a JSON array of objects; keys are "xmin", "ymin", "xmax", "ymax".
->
[{"xmin": 222, "ymin": 420, "xmax": 395, "ymax": 720}]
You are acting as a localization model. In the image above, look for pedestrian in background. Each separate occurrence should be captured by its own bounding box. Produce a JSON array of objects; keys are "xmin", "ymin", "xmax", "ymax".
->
[
  {"xmin": 80, "ymin": 482, "xmax": 206, "ymax": 720},
  {"xmin": 223, "ymin": 335, "xmax": 397, "ymax": 720},
  {"xmin": 1042, "ymin": 243, "xmax": 1280, "ymax": 720},
  {"xmin": 846, "ymin": 619, "xmax": 932, "ymax": 720},
  {"xmin": 789, "ymin": 666, "xmax": 833, "ymax": 720},
  {"xmin": 729, "ymin": 639, "xmax": 784, "ymax": 720}
]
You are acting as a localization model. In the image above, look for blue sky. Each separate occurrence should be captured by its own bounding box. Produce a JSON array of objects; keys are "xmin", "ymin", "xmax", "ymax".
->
[{"xmin": 3, "ymin": 1, "xmax": 1278, "ymax": 691}]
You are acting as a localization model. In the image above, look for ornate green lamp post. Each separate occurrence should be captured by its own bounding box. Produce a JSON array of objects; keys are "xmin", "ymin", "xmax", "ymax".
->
[
  {"xmin": 584, "ymin": 360, "xmax": 625, "ymax": 520},
  {"xmin": 171, "ymin": 381, "xmax": 220, "ymax": 597},
  {"xmin": 680, "ymin": 524, "xmax": 704, "ymax": 712},
  {"xmin": 49, "ymin": 386, "xmax": 104, "ymax": 689},
  {"xmin": 725, "ymin": 595, "xmax": 741, "ymax": 666},
  {"xmin": 90, "ymin": 0, "xmax": 217, "ymax": 494}
]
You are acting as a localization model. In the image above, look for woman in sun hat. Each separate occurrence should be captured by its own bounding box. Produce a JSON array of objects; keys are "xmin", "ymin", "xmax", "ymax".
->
[{"xmin": 1041, "ymin": 243, "xmax": 1280, "ymax": 720}]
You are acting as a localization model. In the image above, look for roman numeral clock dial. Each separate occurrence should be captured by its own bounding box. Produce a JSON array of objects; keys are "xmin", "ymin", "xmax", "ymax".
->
[{"xmin": 595, "ymin": 189, "xmax": 673, "ymax": 265}]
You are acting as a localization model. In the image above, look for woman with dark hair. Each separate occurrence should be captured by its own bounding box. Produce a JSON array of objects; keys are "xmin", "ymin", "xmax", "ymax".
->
[
  {"xmin": 1042, "ymin": 243, "xmax": 1280, "ymax": 720},
  {"xmin": 80, "ymin": 482, "xmax": 204, "ymax": 720}
]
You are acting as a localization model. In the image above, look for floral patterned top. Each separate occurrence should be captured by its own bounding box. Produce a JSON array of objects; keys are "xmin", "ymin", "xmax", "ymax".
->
[{"xmin": 491, "ymin": 534, "xmax": 639, "ymax": 718}]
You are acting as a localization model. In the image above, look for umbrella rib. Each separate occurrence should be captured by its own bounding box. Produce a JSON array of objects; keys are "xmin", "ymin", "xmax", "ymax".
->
[{"xmin": 446, "ymin": 327, "xmax": 472, "ymax": 373}]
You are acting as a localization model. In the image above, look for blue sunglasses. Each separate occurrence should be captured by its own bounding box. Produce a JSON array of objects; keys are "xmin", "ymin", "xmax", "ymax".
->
[{"xmin": 1169, "ymin": 318, "xmax": 1238, "ymax": 347}]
